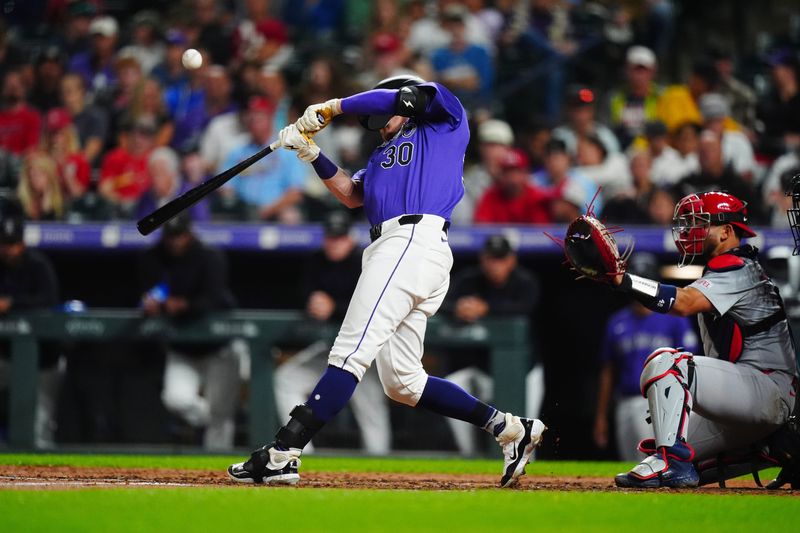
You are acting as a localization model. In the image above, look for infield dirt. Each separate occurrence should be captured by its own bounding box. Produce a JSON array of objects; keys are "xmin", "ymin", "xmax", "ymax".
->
[{"xmin": 0, "ymin": 465, "xmax": 798, "ymax": 495}]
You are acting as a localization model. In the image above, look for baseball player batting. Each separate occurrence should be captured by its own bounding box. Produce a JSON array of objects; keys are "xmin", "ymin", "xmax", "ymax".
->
[
  {"xmin": 227, "ymin": 76, "xmax": 546, "ymax": 487},
  {"xmin": 567, "ymin": 191, "xmax": 798, "ymax": 488}
]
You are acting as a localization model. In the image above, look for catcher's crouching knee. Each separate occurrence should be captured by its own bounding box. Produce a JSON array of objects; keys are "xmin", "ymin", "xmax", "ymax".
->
[{"xmin": 379, "ymin": 367, "xmax": 429, "ymax": 407}]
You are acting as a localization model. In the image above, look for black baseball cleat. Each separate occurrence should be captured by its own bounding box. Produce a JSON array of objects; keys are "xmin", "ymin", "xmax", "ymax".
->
[
  {"xmin": 227, "ymin": 443, "xmax": 302, "ymax": 485},
  {"xmin": 496, "ymin": 413, "xmax": 547, "ymax": 488}
]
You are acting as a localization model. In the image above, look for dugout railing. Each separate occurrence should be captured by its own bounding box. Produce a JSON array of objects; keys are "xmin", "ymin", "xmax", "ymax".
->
[{"xmin": 0, "ymin": 310, "xmax": 530, "ymax": 451}]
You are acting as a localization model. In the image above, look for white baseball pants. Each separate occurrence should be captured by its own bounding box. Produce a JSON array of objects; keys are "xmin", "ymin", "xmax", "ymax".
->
[{"xmin": 327, "ymin": 214, "xmax": 453, "ymax": 406}]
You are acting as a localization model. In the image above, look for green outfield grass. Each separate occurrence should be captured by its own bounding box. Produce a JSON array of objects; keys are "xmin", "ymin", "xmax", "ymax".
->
[{"xmin": 0, "ymin": 454, "xmax": 795, "ymax": 532}]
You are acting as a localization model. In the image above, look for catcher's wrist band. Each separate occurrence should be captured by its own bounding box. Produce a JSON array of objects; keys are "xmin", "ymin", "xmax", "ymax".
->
[
  {"xmin": 618, "ymin": 273, "xmax": 677, "ymax": 313},
  {"xmin": 312, "ymin": 152, "xmax": 338, "ymax": 180}
]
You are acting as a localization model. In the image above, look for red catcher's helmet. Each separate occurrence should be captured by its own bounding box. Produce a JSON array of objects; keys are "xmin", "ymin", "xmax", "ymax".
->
[{"xmin": 672, "ymin": 191, "xmax": 756, "ymax": 266}]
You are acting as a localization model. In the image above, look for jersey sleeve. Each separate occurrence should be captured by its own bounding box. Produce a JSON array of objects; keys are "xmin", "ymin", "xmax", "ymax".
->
[
  {"xmin": 418, "ymin": 82, "xmax": 464, "ymax": 129},
  {"xmin": 688, "ymin": 269, "xmax": 749, "ymax": 316}
]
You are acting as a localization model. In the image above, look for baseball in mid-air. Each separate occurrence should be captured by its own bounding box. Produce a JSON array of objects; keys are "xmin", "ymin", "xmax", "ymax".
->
[{"xmin": 181, "ymin": 48, "xmax": 203, "ymax": 70}]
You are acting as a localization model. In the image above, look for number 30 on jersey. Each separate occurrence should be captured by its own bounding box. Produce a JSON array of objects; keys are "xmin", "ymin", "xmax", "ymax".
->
[{"xmin": 381, "ymin": 142, "xmax": 414, "ymax": 169}]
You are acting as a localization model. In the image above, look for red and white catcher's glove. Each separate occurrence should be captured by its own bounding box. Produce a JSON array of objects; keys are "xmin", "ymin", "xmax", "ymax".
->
[{"xmin": 561, "ymin": 215, "xmax": 631, "ymax": 283}]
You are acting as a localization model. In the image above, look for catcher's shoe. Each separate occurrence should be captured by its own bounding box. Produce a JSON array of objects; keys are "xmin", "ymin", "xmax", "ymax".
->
[
  {"xmin": 496, "ymin": 413, "xmax": 547, "ymax": 488},
  {"xmin": 227, "ymin": 443, "xmax": 302, "ymax": 485},
  {"xmin": 615, "ymin": 439, "xmax": 699, "ymax": 489}
]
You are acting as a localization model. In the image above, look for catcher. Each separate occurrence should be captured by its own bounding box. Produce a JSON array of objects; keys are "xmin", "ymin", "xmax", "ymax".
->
[{"xmin": 563, "ymin": 190, "xmax": 798, "ymax": 488}]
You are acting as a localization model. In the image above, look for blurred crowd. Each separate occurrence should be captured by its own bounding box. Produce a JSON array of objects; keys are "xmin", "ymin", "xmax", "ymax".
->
[{"xmin": 0, "ymin": 0, "xmax": 797, "ymax": 228}]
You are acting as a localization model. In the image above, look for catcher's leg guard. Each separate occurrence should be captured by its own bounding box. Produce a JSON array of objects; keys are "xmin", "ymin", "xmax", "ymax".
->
[
  {"xmin": 615, "ymin": 348, "xmax": 699, "ymax": 488},
  {"xmin": 640, "ymin": 348, "xmax": 693, "ymax": 448},
  {"xmin": 696, "ymin": 448, "xmax": 779, "ymax": 488}
]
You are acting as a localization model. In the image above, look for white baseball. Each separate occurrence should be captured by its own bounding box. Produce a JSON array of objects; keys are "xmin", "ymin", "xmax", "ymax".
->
[{"xmin": 181, "ymin": 48, "xmax": 203, "ymax": 70}]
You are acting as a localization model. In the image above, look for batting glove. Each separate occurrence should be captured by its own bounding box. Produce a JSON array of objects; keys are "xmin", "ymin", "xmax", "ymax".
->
[
  {"xmin": 296, "ymin": 99, "xmax": 342, "ymax": 134},
  {"xmin": 279, "ymin": 125, "xmax": 321, "ymax": 162}
]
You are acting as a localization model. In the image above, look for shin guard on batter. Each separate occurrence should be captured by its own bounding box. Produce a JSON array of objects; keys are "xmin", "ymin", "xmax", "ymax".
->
[{"xmin": 615, "ymin": 348, "xmax": 699, "ymax": 488}]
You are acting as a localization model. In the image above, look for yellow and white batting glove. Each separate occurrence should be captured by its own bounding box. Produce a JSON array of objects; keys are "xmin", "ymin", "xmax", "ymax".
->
[
  {"xmin": 296, "ymin": 99, "xmax": 342, "ymax": 134},
  {"xmin": 279, "ymin": 124, "xmax": 321, "ymax": 162}
]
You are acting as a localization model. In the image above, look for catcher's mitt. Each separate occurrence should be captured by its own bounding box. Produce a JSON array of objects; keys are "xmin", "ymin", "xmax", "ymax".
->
[{"xmin": 560, "ymin": 215, "xmax": 631, "ymax": 282}]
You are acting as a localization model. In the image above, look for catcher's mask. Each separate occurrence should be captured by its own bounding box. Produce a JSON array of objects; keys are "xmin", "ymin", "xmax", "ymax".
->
[
  {"xmin": 672, "ymin": 191, "xmax": 756, "ymax": 267},
  {"xmin": 787, "ymin": 174, "xmax": 800, "ymax": 255},
  {"xmin": 358, "ymin": 75, "xmax": 425, "ymax": 131}
]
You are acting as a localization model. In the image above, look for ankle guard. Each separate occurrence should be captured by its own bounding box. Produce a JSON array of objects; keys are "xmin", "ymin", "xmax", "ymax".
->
[{"xmin": 275, "ymin": 404, "xmax": 326, "ymax": 449}]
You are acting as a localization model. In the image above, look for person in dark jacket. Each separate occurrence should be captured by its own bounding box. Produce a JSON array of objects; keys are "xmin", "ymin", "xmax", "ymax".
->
[
  {"xmin": 441, "ymin": 234, "xmax": 544, "ymax": 455},
  {"xmin": 0, "ymin": 196, "xmax": 61, "ymax": 448},
  {"xmin": 274, "ymin": 211, "xmax": 392, "ymax": 455},
  {"xmin": 138, "ymin": 213, "xmax": 239, "ymax": 450}
]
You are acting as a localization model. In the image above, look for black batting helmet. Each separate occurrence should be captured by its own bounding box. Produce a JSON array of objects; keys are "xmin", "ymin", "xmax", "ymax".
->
[
  {"xmin": 0, "ymin": 195, "xmax": 25, "ymax": 245},
  {"xmin": 358, "ymin": 74, "xmax": 425, "ymax": 131}
]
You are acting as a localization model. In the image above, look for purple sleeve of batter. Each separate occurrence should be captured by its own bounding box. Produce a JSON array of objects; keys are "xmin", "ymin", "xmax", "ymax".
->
[
  {"xmin": 340, "ymin": 83, "xmax": 464, "ymax": 128},
  {"xmin": 340, "ymin": 90, "xmax": 397, "ymax": 115}
]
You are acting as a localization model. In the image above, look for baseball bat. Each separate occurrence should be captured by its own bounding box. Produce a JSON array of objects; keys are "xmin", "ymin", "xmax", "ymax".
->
[
  {"xmin": 136, "ymin": 140, "xmax": 281, "ymax": 235},
  {"xmin": 136, "ymin": 110, "xmax": 332, "ymax": 236}
]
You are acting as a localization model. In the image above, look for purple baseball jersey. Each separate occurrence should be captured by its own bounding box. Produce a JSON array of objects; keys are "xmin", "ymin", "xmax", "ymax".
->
[
  {"xmin": 346, "ymin": 83, "xmax": 468, "ymax": 226},
  {"xmin": 600, "ymin": 306, "xmax": 699, "ymax": 397}
]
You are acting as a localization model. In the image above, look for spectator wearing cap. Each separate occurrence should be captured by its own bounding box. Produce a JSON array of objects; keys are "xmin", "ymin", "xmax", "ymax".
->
[
  {"xmin": 118, "ymin": 10, "xmax": 165, "ymax": 76},
  {"xmin": 593, "ymin": 253, "xmax": 698, "ymax": 461},
  {"xmin": 250, "ymin": 19, "xmax": 293, "ymax": 71},
  {"xmin": 452, "ymin": 119, "xmax": 515, "ymax": 225},
  {"xmin": 676, "ymin": 130, "xmax": 765, "ymax": 223},
  {"xmin": 532, "ymin": 138, "xmax": 600, "ymax": 218},
  {"xmin": 68, "ymin": 15, "xmax": 119, "ymax": 96},
  {"xmin": 710, "ymin": 46, "xmax": 757, "ymax": 132},
  {"xmin": 220, "ymin": 97, "xmax": 306, "ymax": 222},
  {"xmin": 441, "ymin": 234, "xmax": 544, "ymax": 456},
  {"xmin": 138, "ymin": 213, "xmax": 240, "ymax": 450},
  {"xmin": 151, "ymin": 30, "xmax": 191, "ymax": 93},
  {"xmin": 0, "ymin": 196, "xmax": 62, "ymax": 448},
  {"xmin": 699, "ymin": 93, "xmax": 757, "ymax": 180},
  {"xmin": 654, "ymin": 59, "xmax": 714, "ymax": 132},
  {"xmin": 136, "ymin": 146, "xmax": 210, "ymax": 223},
  {"xmin": 98, "ymin": 117, "xmax": 157, "ymax": 211},
  {"xmin": 31, "ymin": 46, "xmax": 67, "ymax": 112},
  {"xmin": 757, "ymin": 48, "xmax": 800, "ymax": 157},
  {"xmin": 60, "ymin": 72, "xmax": 109, "ymax": 166},
  {"xmin": 0, "ymin": 68, "xmax": 42, "ymax": 155},
  {"xmin": 17, "ymin": 152, "xmax": 64, "ymax": 220},
  {"xmin": 643, "ymin": 120, "xmax": 695, "ymax": 186},
  {"xmin": 273, "ymin": 211, "xmax": 392, "ymax": 455},
  {"xmin": 474, "ymin": 148, "xmax": 552, "ymax": 224},
  {"xmin": 431, "ymin": 5, "xmax": 494, "ymax": 112},
  {"xmin": 41, "ymin": 108, "xmax": 91, "ymax": 202},
  {"xmin": 574, "ymin": 133, "xmax": 632, "ymax": 201},
  {"xmin": 552, "ymin": 86, "xmax": 621, "ymax": 158},
  {"xmin": 58, "ymin": 0, "xmax": 96, "ymax": 58},
  {"xmin": 607, "ymin": 46, "xmax": 662, "ymax": 149}
]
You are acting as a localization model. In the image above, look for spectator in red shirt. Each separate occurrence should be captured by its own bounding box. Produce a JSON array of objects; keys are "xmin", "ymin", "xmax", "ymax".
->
[
  {"xmin": 99, "ymin": 117, "xmax": 156, "ymax": 213},
  {"xmin": 0, "ymin": 69, "xmax": 42, "ymax": 155},
  {"xmin": 474, "ymin": 148, "xmax": 552, "ymax": 224},
  {"xmin": 42, "ymin": 108, "xmax": 91, "ymax": 202}
]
